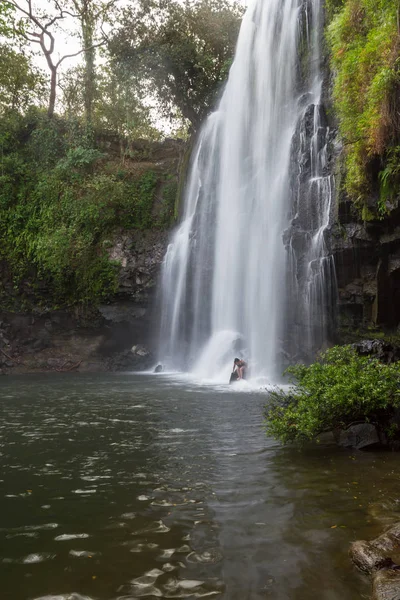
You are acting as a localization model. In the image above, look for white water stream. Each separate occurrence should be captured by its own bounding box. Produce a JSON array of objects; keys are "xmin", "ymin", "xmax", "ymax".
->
[{"xmin": 158, "ymin": 0, "xmax": 336, "ymax": 382}]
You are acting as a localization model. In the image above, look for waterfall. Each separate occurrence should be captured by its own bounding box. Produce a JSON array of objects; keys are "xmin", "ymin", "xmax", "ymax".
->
[{"xmin": 158, "ymin": 0, "xmax": 336, "ymax": 382}]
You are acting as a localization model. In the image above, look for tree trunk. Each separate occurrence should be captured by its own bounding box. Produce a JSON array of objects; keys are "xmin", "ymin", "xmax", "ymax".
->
[
  {"xmin": 48, "ymin": 66, "xmax": 57, "ymax": 118},
  {"xmin": 81, "ymin": 1, "xmax": 96, "ymax": 126},
  {"xmin": 84, "ymin": 41, "xmax": 95, "ymax": 125}
]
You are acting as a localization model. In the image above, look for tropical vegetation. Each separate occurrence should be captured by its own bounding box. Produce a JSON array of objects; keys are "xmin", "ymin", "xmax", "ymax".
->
[
  {"xmin": 265, "ymin": 346, "xmax": 400, "ymax": 444},
  {"xmin": 0, "ymin": 0, "xmax": 242, "ymax": 307},
  {"xmin": 327, "ymin": 0, "xmax": 400, "ymax": 218}
]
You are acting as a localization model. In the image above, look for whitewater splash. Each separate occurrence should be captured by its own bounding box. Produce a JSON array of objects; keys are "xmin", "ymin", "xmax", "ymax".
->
[{"xmin": 158, "ymin": 0, "xmax": 336, "ymax": 381}]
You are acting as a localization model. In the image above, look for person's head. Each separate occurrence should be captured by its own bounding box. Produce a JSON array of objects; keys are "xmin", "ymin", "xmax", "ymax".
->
[{"xmin": 234, "ymin": 358, "xmax": 240, "ymax": 365}]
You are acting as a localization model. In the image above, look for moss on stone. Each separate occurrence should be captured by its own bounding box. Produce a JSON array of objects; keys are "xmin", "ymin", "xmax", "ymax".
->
[{"xmin": 327, "ymin": 0, "xmax": 400, "ymax": 216}]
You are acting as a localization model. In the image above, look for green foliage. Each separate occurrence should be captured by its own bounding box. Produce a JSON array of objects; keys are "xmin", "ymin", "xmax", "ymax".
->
[
  {"xmin": 0, "ymin": 113, "xmax": 164, "ymax": 307},
  {"xmin": 327, "ymin": 0, "xmax": 400, "ymax": 212},
  {"xmin": 55, "ymin": 146, "xmax": 104, "ymax": 175},
  {"xmin": 0, "ymin": 44, "xmax": 46, "ymax": 113},
  {"xmin": 110, "ymin": 0, "xmax": 244, "ymax": 129},
  {"xmin": 325, "ymin": 0, "xmax": 345, "ymax": 22},
  {"xmin": 60, "ymin": 61, "xmax": 162, "ymax": 144},
  {"xmin": 265, "ymin": 346, "xmax": 400, "ymax": 444},
  {"xmin": 0, "ymin": 2, "xmax": 16, "ymax": 38},
  {"xmin": 378, "ymin": 146, "xmax": 400, "ymax": 213},
  {"xmin": 118, "ymin": 170, "xmax": 158, "ymax": 230},
  {"xmin": 158, "ymin": 179, "xmax": 178, "ymax": 227},
  {"xmin": 94, "ymin": 64, "xmax": 162, "ymax": 141}
]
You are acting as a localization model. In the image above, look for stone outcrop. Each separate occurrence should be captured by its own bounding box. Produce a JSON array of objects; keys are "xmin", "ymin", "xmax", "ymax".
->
[
  {"xmin": 107, "ymin": 229, "xmax": 169, "ymax": 305},
  {"xmin": 353, "ymin": 339, "xmax": 400, "ymax": 364},
  {"xmin": 330, "ymin": 197, "xmax": 400, "ymax": 338},
  {"xmin": 350, "ymin": 523, "xmax": 400, "ymax": 600}
]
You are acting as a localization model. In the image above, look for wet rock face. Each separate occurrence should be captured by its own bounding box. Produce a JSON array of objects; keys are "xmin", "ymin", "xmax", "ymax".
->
[
  {"xmin": 353, "ymin": 340, "xmax": 400, "ymax": 364},
  {"xmin": 350, "ymin": 523, "xmax": 400, "ymax": 600},
  {"xmin": 0, "ymin": 309, "xmax": 155, "ymax": 374},
  {"xmin": 0, "ymin": 229, "xmax": 170, "ymax": 374},
  {"xmin": 331, "ymin": 203, "xmax": 400, "ymax": 334},
  {"xmin": 108, "ymin": 230, "xmax": 169, "ymax": 304}
]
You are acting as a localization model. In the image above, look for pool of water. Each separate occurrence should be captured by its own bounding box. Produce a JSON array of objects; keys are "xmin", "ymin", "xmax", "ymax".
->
[{"xmin": 1, "ymin": 373, "xmax": 400, "ymax": 600}]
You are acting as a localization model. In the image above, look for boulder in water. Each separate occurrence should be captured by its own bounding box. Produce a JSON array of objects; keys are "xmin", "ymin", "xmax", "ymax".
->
[
  {"xmin": 154, "ymin": 364, "xmax": 163, "ymax": 373},
  {"xmin": 335, "ymin": 422, "xmax": 381, "ymax": 449},
  {"xmin": 373, "ymin": 569, "xmax": 400, "ymax": 600},
  {"xmin": 349, "ymin": 540, "xmax": 393, "ymax": 574},
  {"xmin": 350, "ymin": 522, "xmax": 400, "ymax": 573},
  {"xmin": 229, "ymin": 371, "xmax": 239, "ymax": 384}
]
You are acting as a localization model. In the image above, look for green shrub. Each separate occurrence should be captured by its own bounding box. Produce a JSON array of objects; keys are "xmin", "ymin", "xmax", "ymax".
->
[{"xmin": 265, "ymin": 346, "xmax": 400, "ymax": 444}]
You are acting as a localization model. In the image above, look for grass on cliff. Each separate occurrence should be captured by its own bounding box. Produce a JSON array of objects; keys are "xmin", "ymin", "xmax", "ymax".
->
[
  {"xmin": 0, "ymin": 110, "xmax": 177, "ymax": 307},
  {"xmin": 327, "ymin": 0, "xmax": 400, "ymax": 217},
  {"xmin": 265, "ymin": 345, "xmax": 400, "ymax": 444}
]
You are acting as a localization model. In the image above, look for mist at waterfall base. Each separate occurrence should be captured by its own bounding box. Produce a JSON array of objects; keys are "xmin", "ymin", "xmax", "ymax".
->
[{"xmin": 157, "ymin": 0, "xmax": 336, "ymax": 385}]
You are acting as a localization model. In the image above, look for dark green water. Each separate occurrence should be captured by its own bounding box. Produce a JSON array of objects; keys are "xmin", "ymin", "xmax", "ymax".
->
[{"xmin": 1, "ymin": 373, "xmax": 400, "ymax": 600}]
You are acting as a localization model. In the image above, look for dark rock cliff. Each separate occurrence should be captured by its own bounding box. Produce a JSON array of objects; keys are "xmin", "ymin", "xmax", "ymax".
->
[
  {"xmin": 331, "ymin": 201, "xmax": 400, "ymax": 339},
  {"xmin": 326, "ymin": 141, "xmax": 400, "ymax": 343}
]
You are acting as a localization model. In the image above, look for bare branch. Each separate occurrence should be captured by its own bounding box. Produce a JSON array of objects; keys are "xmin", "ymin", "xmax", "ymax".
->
[
  {"xmin": 19, "ymin": 30, "xmax": 41, "ymax": 44},
  {"xmin": 51, "ymin": 0, "xmax": 80, "ymax": 18},
  {"xmin": 43, "ymin": 29, "xmax": 55, "ymax": 55},
  {"xmin": 53, "ymin": 0, "xmax": 64, "ymax": 12},
  {"xmin": 100, "ymin": 21, "xmax": 111, "ymax": 43},
  {"xmin": 55, "ymin": 40, "xmax": 106, "ymax": 68},
  {"xmin": 9, "ymin": 0, "xmax": 47, "ymax": 32},
  {"xmin": 45, "ymin": 13, "xmax": 67, "ymax": 29}
]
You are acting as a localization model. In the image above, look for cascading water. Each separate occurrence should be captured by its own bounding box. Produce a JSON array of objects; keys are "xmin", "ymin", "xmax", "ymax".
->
[{"xmin": 158, "ymin": 0, "xmax": 336, "ymax": 382}]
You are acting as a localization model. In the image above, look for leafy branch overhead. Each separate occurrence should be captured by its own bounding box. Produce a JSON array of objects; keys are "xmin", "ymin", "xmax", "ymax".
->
[{"xmin": 109, "ymin": 0, "xmax": 244, "ymax": 130}]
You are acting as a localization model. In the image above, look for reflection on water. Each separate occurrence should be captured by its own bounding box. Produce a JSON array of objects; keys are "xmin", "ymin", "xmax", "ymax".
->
[{"xmin": 1, "ymin": 373, "xmax": 400, "ymax": 600}]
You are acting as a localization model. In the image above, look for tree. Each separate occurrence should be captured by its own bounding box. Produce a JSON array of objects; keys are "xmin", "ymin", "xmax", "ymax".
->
[
  {"xmin": 7, "ymin": 0, "xmax": 105, "ymax": 118},
  {"xmin": 0, "ymin": 1, "xmax": 17, "ymax": 37},
  {"xmin": 94, "ymin": 63, "xmax": 161, "ymax": 142},
  {"xmin": 110, "ymin": 0, "xmax": 244, "ymax": 130},
  {"xmin": 0, "ymin": 44, "xmax": 46, "ymax": 113},
  {"xmin": 70, "ymin": 0, "xmax": 97, "ymax": 125},
  {"xmin": 60, "ymin": 62, "xmax": 161, "ymax": 150},
  {"xmin": 64, "ymin": 0, "xmax": 120, "ymax": 124}
]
